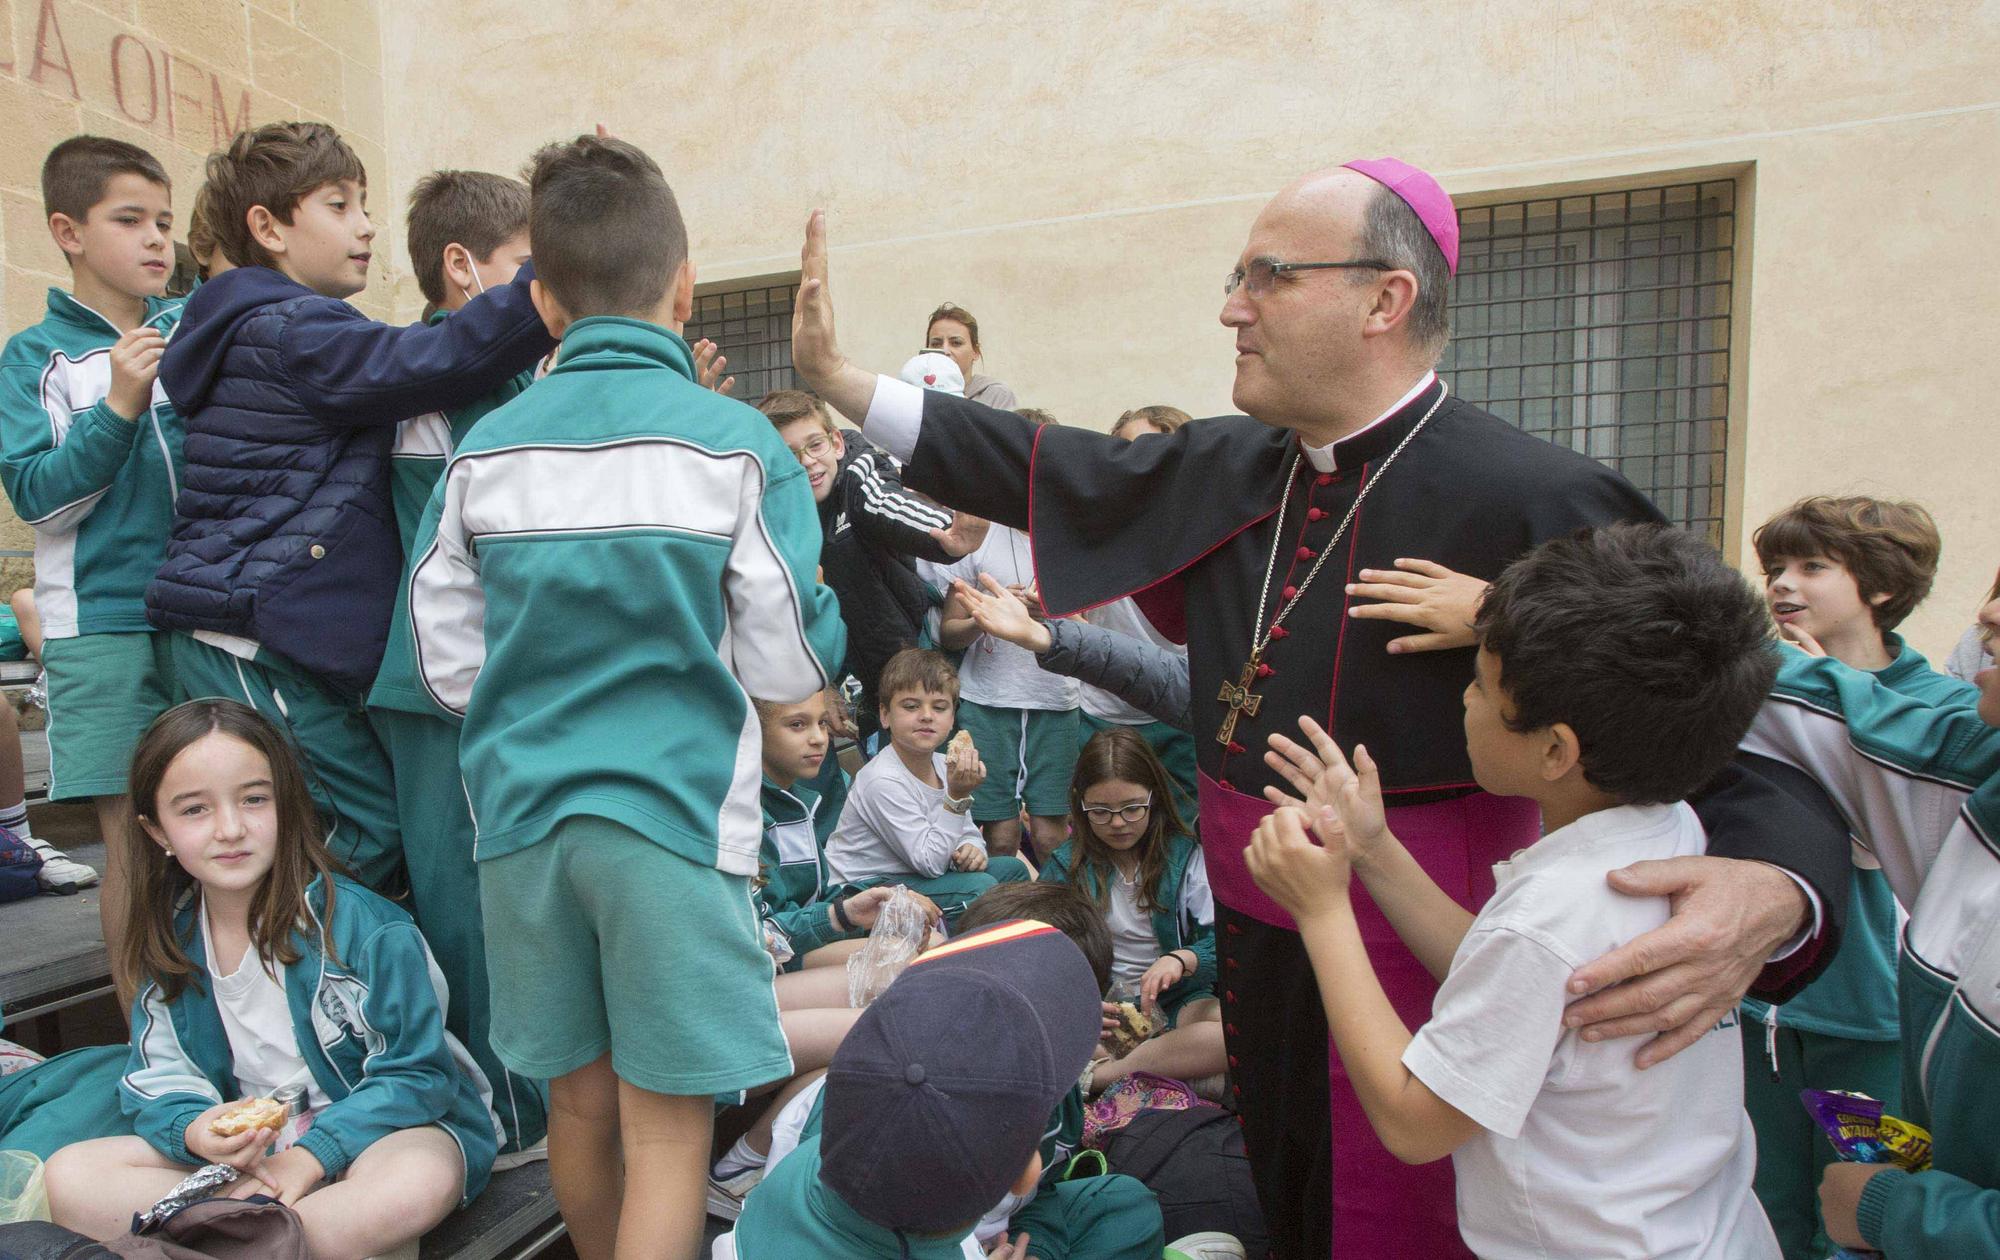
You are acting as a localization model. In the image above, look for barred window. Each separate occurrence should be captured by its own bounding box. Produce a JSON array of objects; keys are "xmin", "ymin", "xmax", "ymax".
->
[
  {"xmin": 1443, "ymin": 181, "xmax": 1736, "ymax": 544},
  {"xmin": 683, "ymin": 280, "xmax": 800, "ymax": 403}
]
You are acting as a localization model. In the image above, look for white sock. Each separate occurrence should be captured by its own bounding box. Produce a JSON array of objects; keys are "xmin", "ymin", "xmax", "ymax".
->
[
  {"xmin": 0, "ymin": 800, "xmax": 35, "ymax": 845},
  {"xmin": 711, "ymin": 1133, "xmax": 767, "ymax": 1179}
]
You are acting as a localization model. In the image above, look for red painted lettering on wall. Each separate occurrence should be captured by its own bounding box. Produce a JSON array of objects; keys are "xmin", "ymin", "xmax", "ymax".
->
[
  {"xmin": 111, "ymin": 34, "xmax": 158, "ymax": 125},
  {"xmin": 211, "ymin": 80, "xmax": 251, "ymax": 147},
  {"xmin": 4, "ymin": 1, "xmax": 261, "ymax": 147},
  {"xmin": 29, "ymin": 0, "xmax": 79, "ymax": 101}
]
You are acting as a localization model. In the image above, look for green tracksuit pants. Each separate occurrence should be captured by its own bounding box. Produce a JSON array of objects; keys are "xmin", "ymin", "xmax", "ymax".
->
[
  {"xmin": 1740, "ymin": 1020, "xmax": 1904, "ymax": 1260},
  {"xmin": 847, "ymin": 856, "xmax": 1034, "ymax": 931},
  {"xmin": 1012, "ymin": 1172, "xmax": 1165, "ymax": 1260},
  {"xmin": 371, "ymin": 706, "xmax": 548, "ymax": 1154}
]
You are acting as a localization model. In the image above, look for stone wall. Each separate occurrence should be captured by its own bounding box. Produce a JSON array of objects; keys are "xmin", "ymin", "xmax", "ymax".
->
[{"xmin": 0, "ymin": 0, "xmax": 387, "ymax": 593}]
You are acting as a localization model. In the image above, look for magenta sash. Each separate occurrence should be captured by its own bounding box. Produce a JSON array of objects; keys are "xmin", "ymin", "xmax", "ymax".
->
[{"xmin": 1200, "ymin": 772, "xmax": 1542, "ymax": 1258}]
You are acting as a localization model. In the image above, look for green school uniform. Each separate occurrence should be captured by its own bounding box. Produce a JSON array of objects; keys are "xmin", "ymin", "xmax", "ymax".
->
[
  {"xmin": 1746, "ymin": 650, "xmax": 2000, "ymax": 1257},
  {"xmin": 1739, "ymin": 639, "xmax": 1975, "ymax": 1258},
  {"xmin": 363, "ymin": 317, "xmax": 544, "ymax": 1152},
  {"xmin": 759, "ymin": 765, "xmax": 863, "ymax": 968},
  {"xmin": 1044, "ymin": 835, "xmax": 1219, "ymax": 1025},
  {"xmin": 409, "ymin": 318, "xmax": 841, "ymax": 1095},
  {"xmin": 0, "ymin": 290, "xmax": 184, "ymax": 799}
]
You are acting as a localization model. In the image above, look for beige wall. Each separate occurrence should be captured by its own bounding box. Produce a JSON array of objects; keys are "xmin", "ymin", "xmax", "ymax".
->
[
  {"xmin": 374, "ymin": 0, "xmax": 1998, "ymax": 661},
  {"xmin": 0, "ymin": 1, "xmax": 1990, "ymax": 662}
]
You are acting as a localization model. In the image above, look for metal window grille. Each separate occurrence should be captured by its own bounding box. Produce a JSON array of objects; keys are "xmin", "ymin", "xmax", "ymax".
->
[
  {"xmin": 1442, "ymin": 181, "xmax": 1735, "ymax": 545},
  {"xmin": 683, "ymin": 280, "xmax": 800, "ymax": 402}
]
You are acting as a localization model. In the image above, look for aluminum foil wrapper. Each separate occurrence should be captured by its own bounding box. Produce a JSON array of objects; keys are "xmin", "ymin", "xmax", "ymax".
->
[{"xmin": 136, "ymin": 1162, "xmax": 238, "ymax": 1228}]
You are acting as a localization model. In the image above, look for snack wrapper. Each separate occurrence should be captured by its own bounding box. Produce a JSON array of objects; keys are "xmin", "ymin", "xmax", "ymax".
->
[
  {"xmin": 1800, "ymin": 1089, "xmax": 1933, "ymax": 1259},
  {"xmin": 846, "ymin": 887, "xmax": 930, "ymax": 1007},
  {"xmin": 135, "ymin": 1162, "xmax": 238, "ymax": 1228},
  {"xmin": 1801, "ymin": 1089, "xmax": 1932, "ymax": 1170}
]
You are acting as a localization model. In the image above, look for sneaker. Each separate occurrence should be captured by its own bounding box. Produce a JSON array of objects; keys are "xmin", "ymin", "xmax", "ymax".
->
[
  {"xmin": 1166, "ymin": 1233, "xmax": 1246, "ymax": 1260},
  {"xmin": 705, "ymin": 1164, "xmax": 764, "ymax": 1222},
  {"xmin": 27, "ymin": 838, "xmax": 98, "ymax": 894},
  {"xmin": 492, "ymin": 1135, "xmax": 548, "ymax": 1172}
]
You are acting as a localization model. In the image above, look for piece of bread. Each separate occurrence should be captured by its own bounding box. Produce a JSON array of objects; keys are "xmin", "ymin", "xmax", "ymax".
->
[
  {"xmin": 209, "ymin": 1097, "xmax": 286, "ymax": 1136},
  {"xmin": 948, "ymin": 730, "xmax": 976, "ymax": 756},
  {"xmin": 1106, "ymin": 1000, "xmax": 1155, "ymax": 1058}
]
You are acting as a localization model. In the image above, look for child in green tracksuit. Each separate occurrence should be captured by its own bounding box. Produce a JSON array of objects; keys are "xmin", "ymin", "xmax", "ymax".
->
[
  {"xmin": 723, "ymin": 917, "xmax": 1164, "ymax": 1260},
  {"xmin": 408, "ymin": 135, "xmax": 845, "ymax": 1260},
  {"xmin": 1740, "ymin": 590, "xmax": 2000, "ymax": 1259},
  {"xmin": 364, "ymin": 169, "xmax": 545, "ymax": 1156},
  {"xmin": 0, "ymin": 137, "xmax": 183, "ymax": 989},
  {"xmin": 753, "ymin": 690, "xmax": 863, "ymax": 969},
  {"xmin": 1739, "ymin": 496, "xmax": 1970, "ymax": 1258},
  {"xmin": 148, "ymin": 123, "xmax": 556, "ymax": 902},
  {"xmin": 1043, "ymin": 727, "xmax": 1225, "ymax": 1096}
]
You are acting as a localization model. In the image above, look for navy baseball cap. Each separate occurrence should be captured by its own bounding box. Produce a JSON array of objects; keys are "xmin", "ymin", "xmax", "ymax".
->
[{"xmin": 818, "ymin": 919, "xmax": 1102, "ymax": 1233}]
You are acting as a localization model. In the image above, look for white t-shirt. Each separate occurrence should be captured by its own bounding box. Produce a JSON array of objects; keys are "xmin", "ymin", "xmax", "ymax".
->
[
  {"xmin": 1076, "ymin": 598, "xmax": 1187, "ymax": 726},
  {"xmin": 1401, "ymin": 803, "xmax": 1778, "ymax": 1260},
  {"xmin": 200, "ymin": 902, "xmax": 329, "ymax": 1108},
  {"xmin": 939, "ymin": 525, "xmax": 1079, "ymax": 712},
  {"xmin": 1106, "ymin": 874, "xmax": 1158, "ymax": 992},
  {"xmin": 825, "ymin": 748, "xmax": 984, "ymax": 882}
]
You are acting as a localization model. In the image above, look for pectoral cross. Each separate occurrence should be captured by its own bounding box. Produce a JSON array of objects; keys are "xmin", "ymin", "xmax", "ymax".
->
[{"xmin": 1216, "ymin": 657, "xmax": 1264, "ymax": 746}]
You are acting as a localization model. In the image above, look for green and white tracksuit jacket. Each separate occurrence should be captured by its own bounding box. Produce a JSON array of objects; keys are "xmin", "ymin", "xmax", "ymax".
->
[
  {"xmin": 409, "ymin": 317, "xmax": 846, "ymax": 871},
  {"xmin": 120, "ymin": 876, "xmax": 501, "ymax": 1203},
  {"xmin": 759, "ymin": 774, "xmax": 862, "ymax": 962},
  {"xmin": 0, "ymin": 289, "xmax": 182, "ymax": 637},
  {"xmin": 1741, "ymin": 649, "xmax": 2000, "ymax": 1257},
  {"xmin": 1741, "ymin": 638, "xmax": 1977, "ymax": 1048},
  {"xmin": 1042, "ymin": 833, "xmax": 1218, "ymax": 1020},
  {"xmin": 366, "ymin": 311, "xmax": 532, "ymax": 717}
]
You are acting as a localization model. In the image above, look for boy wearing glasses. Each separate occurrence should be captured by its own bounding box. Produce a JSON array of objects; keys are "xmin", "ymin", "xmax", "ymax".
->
[{"xmin": 757, "ymin": 390, "xmax": 986, "ymax": 743}]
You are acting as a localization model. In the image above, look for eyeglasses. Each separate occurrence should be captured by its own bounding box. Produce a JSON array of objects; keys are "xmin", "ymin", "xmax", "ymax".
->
[
  {"xmin": 1224, "ymin": 257, "xmax": 1396, "ymax": 297},
  {"xmin": 1081, "ymin": 794, "xmax": 1152, "ymax": 825},
  {"xmin": 786, "ymin": 434, "xmax": 835, "ymax": 463}
]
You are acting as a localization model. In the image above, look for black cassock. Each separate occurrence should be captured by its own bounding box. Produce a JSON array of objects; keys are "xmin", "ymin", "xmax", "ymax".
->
[{"xmin": 891, "ymin": 377, "xmax": 1849, "ymax": 1259}]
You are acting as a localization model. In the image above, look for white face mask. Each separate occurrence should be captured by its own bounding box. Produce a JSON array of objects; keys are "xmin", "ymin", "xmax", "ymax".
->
[{"xmin": 456, "ymin": 246, "xmax": 488, "ymax": 299}]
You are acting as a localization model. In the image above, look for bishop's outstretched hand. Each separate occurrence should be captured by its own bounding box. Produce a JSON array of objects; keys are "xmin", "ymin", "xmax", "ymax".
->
[{"xmin": 792, "ymin": 211, "xmax": 884, "ymax": 424}]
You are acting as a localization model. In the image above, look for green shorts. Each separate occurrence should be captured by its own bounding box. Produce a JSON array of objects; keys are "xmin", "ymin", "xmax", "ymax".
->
[
  {"xmin": 958, "ymin": 700, "xmax": 1082, "ymax": 822},
  {"xmin": 42, "ymin": 630, "xmax": 177, "ymax": 800},
  {"xmin": 481, "ymin": 812, "xmax": 792, "ymax": 1096}
]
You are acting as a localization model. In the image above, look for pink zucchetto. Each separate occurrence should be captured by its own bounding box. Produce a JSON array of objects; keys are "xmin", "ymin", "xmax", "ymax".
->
[{"xmin": 1342, "ymin": 158, "xmax": 1459, "ymax": 276}]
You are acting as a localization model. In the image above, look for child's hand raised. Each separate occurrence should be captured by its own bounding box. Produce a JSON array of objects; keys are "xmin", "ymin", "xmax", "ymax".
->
[
  {"xmin": 1247, "ymin": 806, "xmax": 1352, "ymax": 922},
  {"xmin": 1264, "ymin": 718, "xmax": 1391, "ymax": 865},
  {"xmin": 952, "ymin": 575, "xmax": 1052, "ymax": 653},
  {"xmin": 1777, "ymin": 622, "xmax": 1827, "ymax": 656},
  {"xmin": 931, "ymin": 511, "xmax": 991, "ymax": 558},
  {"xmin": 692, "ymin": 338, "xmax": 736, "ymax": 396},
  {"xmin": 945, "ymin": 736, "xmax": 986, "ymax": 799}
]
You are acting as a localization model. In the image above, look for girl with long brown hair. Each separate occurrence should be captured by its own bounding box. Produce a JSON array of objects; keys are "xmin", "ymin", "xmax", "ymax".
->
[
  {"xmin": 1042, "ymin": 726, "xmax": 1227, "ymax": 1094},
  {"xmin": 45, "ymin": 699, "xmax": 497, "ymax": 1260}
]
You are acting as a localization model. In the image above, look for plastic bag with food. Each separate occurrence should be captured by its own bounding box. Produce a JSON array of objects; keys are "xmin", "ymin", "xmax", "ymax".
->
[{"xmin": 846, "ymin": 887, "xmax": 931, "ymax": 1007}]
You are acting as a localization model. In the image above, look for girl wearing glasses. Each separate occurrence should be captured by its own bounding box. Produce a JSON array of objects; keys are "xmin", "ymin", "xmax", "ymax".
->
[{"xmin": 1042, "ymin": 726, "xmax": 1225, "ymax": 1094}]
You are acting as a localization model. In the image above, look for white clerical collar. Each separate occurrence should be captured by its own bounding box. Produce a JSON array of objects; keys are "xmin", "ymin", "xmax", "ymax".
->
[{"xmin": 1302, "ymin": 371, "xmax": 1439, "ymax": 473}]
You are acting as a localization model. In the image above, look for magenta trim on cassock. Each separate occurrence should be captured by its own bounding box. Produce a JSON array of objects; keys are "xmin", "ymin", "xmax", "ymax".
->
[{"xmin": 1199, "ymin": 772, "xmax": 1541, "ymax": 1258}]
